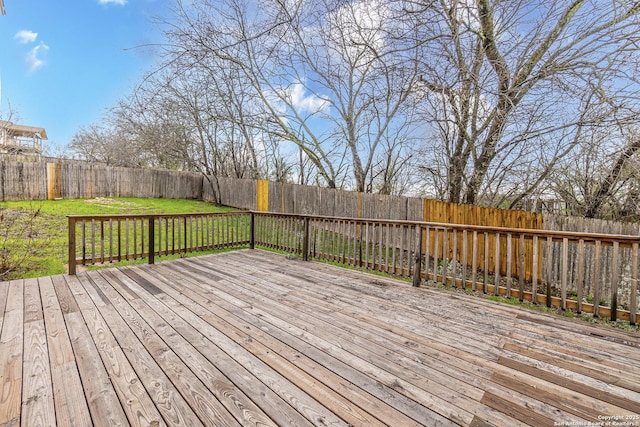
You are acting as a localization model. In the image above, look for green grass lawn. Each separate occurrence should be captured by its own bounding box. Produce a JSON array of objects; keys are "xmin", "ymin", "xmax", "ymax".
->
[{"xmin": 0, "ymin": 197, "xmax": 236, "ymax": 280}]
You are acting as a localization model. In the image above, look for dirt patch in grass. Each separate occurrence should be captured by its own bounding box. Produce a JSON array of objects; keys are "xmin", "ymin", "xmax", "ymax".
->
[{"xmin": 84, "ymin": 197, "xmax": 148, "ymax": 212}]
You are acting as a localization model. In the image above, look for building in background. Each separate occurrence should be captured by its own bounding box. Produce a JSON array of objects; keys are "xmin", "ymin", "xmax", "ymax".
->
[{"xmin": 0, "ymin": 120, "xmax": 47, "ymax": 154}]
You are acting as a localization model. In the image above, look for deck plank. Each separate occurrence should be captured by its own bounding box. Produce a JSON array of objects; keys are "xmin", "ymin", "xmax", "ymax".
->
[
  {"xmin": 2, "ymin": 249, "xmax": 640, "ymax": 426},
  {"xmin": 0, "ymin": 280, "xmax": 24, "ymax": 427},
  {"xmin": 40, "ymin": 276, "xmax": 92, "ymax": 426},
  {"xmin": 21, "ymin": 278, "xmax": 56, "ymax": 427}
]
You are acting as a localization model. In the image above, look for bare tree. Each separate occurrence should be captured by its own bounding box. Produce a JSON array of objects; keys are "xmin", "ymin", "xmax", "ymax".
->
[
  {"xmin": 412, "ymin": 0, "xmax": 640, "ymax": 205},
  {"xmin": 69, "ymin": 124, "xmax": 139, "ymax": 167},
  {"xmin": 161, "ymin": 0, "xmax": 422, "ymax": 192},
  {"xmin": 551, "ymin": 124, "xmax": 640, "ymax": 220}
]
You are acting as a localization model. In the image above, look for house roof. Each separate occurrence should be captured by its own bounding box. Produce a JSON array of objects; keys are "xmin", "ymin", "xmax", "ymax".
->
[{"xmin": 0, "ymin": 120, "xmax": 48, "ymax": 140}]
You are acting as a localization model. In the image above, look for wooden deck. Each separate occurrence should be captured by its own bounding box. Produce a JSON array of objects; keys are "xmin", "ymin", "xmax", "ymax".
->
[{"xmin": 1, "ymin": 250, "xmax": 639, "ymax": 426}]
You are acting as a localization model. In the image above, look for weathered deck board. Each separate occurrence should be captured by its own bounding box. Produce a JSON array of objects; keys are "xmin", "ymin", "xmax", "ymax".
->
[
  {"xmin": 1, "ymin": 249, "xmax": 639, "ymax": 426},
  {"xmin": 1, "ymin": 280, "xmax": 24, "ymax": 427}
]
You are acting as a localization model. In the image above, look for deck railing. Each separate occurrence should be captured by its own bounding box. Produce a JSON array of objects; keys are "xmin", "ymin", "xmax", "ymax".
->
[
  {"xmin": 68, "ymin": 212, "xmax": 251, "ymax": 275},
  {"xmin": 69, "ymin": 211, "xmax": 639, "ymax": 324}
]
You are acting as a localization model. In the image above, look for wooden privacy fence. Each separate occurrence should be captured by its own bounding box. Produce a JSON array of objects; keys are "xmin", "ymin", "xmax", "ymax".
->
[
  {"xmin": 0, "ymin": 156, "xmax": 203, "ymax": 200},
  {"xmin": 69, "ymin": 211, "xmax": 639, "ymax": 324}
]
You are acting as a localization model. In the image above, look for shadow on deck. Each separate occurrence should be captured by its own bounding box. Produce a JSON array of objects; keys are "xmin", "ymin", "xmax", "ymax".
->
[{"xmin": 1, "ymin": 249, "xmax": 639, "ymax": 426}]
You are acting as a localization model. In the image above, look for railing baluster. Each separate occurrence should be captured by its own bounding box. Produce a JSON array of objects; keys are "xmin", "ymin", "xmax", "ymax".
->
[
  {"xmin": 165, "ymin": 217, "xmax": 169, "ymax": 254},
  {"xmin": 109, "ymin": 219, "xmax": 113, "ymax": 263},
  {"xmin": 631, "ymin": 243, "xmax": 638, "ymax": 325},
  {"xmin": 355, "ymin": 221, "xmax": 361, "ymax": 267},
  {"xmin": 91, "ymin": 219, "xmax": 95, "ymax": 264},
  {"xmin": 398, "ymin": 225, "xmax": 405, "ymax": 275},
  {"xmin": 472, "ymin": 231, "xmax": 478, "ymax": 292},
  {"xmin": 367, "ymin": 222, "xmax": 377, "ymax": 270},
  {"xmin": 451, "ymin": 229, "xmax": 458, "ymax": 287},
  {"xmin": 377, "ymin": 223, "xmax": 383, "ymax": 271},
  {"xmin": 505, "ymin": 234, "xmax": 512, "ymax": 298},
  {"xmin": 433, "ymin": 228, "xmax": 440, "ymax": 283},
  {"xmin": 189, "ymin": 216, "xmax": 194, "ymax": 251},
  {"xmin": 203, "ymin": 214, "xmax": 207, "ymax": 249},
  {"xmin": 391, "ymin": 224, "xmax": 397, "ymax": 274},
  {"xmin": 68, "ymin": 217, "xmax": 77, "ymax": 275},
  {"xmin": 545, "ymin": 236, "xmax": 553, "ymax": 307},
  {"xmin": 494, "ymin": 232, "xmax": 500, "ymax": 296},
  {"xmin": 576, "ymin": 239, "xmax": 585, "ymax": 314},
  {"xmin": 100, "ymin": 220, "xmax": 105, "ymax": 264},
  {"xmin": 483, "ymin": 232, "xmax": 489, "ymax": 294},
  {"xmin": 561, "ymin": 237, "xmax": 568, "ymax": 310},
  {"xmin": 302, "ymin": 217, "xmax": 309, "ymax": 260},
  {"xmin": 462, "ymin": 230, "xmax": 468, "ymax": 289},
  {"xmin": 364, "ymin": 222, "xmax": 370, "ymax": 269},
  {"xmin": 336, "ymin": 220, "xmax": 342, "ymax": 262},
  {"xmin": 532, "ymin": 235, "xmax": 538, "ymax": 303},
  {"xmin": 442, "ymin": 228, "xmax": 449, "ymax": 286},
  {"xmin": 593, "ymin": 240, "xmax": 601, "ymax": 317},
  {"xmin": 610, "ymin": 241, "xmax": 620, "ymax": 321},
  {"xmin": 176, "ymin": 217, "xmax": 181, "ymax": 253},
  {"xmin": 171, "ymin": 218, "xmax": 176, "ymax": 254},
  {"xmin": 125, "ymin": 218, "xmax": 130, "ymax": 260},
  {"xmin": 413, "ymin": 225, "xmax": 422, "ymax": 287},
  {"xmin": 384, "ymin": 223, "xmax": 390, "ymax": 273},
  {"xmin": 149, "ymin": 216, "xmax": 155, "ymax": 265},
  {"xmin": 424, "ymin": 227, "xmax": 430, "ymax": 281},
  {"xmin": 519, "ymin": 235, "xmax": 525, "ymax": 302},
  {"xmin": 133, "ymin": 218, "xmax": 138, "ymax": 259},
  {"xmin": 117, "ymin": 220, "xmax": 122, "ymax": 262},
  {"xmin": 158, "ymin": 217, "xmax": 163, "ymax": 255}
]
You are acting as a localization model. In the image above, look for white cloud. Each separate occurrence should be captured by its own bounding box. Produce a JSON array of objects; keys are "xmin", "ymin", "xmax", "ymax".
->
[
  {"xmin": 14, "ymin": 30, "xmax": 38, "ymax": 44},
  {"xmin": 98, "ymin": 0, "xmax": 127, "ymax": 5},
  {"xmin": 26, "ymin": 42, "xmax": 49, "ymax": 72},
  {"xmin": 289, "ymin": 83, "xmax": 330, "ymax": 114}
]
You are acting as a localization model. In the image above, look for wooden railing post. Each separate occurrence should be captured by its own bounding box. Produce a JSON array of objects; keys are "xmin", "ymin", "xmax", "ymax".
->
[
  {"xmin": 302, "ymin": 217, "xmax": 310, "ymax": 261},
  {"xmin": 148, "ymin": 215, "xmax": 155, "ymax": 265},
  {"xmin": 68, "ymin": 216, "xmax": 76, "ymax": 275},
  {"xmin": 249, "ymin": 212, "xmax": 255, "ymax": 249},
  {"xmin": 413, "ymin": 224, "xmax": 423, "ymax": 287}
]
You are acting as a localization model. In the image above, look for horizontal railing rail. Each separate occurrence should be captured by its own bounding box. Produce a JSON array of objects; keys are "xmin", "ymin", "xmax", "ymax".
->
[{"xmin": 69, "ymin": 210, "xmax": 639, "ymax": 324}]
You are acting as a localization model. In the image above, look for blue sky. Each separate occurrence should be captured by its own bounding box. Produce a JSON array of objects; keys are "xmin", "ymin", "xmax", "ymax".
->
[{"xmin": 0, "ymin": 0, "xmax": 170, "ymax": 153}]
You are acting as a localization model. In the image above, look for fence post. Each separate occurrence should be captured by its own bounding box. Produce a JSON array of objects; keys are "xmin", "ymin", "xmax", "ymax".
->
[
  {"xmin": 68, "ymin": 216, "xmax": 76, "ymax": 275},
  {"xmin": 413, "ymin": 224, "xmax": 423, "ymax": 287},
  {"xmin": 249, "ymin": 212, "xmax": 255, "ymax": 249},
  {"xmin": 302, "ymin": 216, "xmax": 310, "ymax": 261},
  {"xmin": 148, "ymin": 216, "xmax": 155, "ymax": 265}
]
